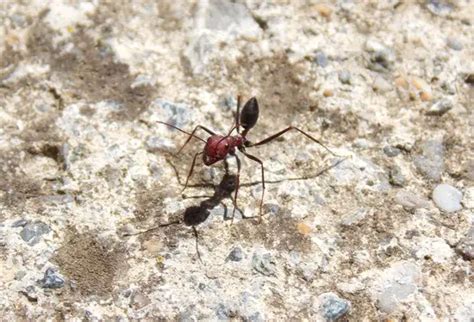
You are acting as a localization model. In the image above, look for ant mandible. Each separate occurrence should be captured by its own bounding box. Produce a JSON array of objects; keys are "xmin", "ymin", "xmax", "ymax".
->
[{"xmin": 158, "ymin": 96, "xmax": 337, "ymax": 222}]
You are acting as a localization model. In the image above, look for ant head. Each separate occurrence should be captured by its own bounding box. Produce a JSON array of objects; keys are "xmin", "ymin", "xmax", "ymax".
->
[{"xmin": 240, "ymin": 97, "xmax": 259, "ymax": 133}]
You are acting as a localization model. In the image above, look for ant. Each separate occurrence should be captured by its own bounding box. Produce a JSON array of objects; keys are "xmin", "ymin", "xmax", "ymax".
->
[{"xmin": 158, "ymin": 96, "xmax": 337, "ymax": 222}]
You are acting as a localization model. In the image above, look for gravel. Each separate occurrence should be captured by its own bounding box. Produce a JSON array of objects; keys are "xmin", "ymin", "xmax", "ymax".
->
[
  {"xmin": 252, "ymin": 252, "xmax": 276, "ymax": 276},
  {"xmin": 432, "ymin": 184, "xmax": 463, "ymax": 212},
  {"xmin": 395, "ymin": 190, "xmax": 430, "ymax": 209},
  {"xmin": 315, "ymin": 51, "xmax": 329, "ymax": 68},
  {"xmin": 383, "ymin": 146, "xmax": 401, "ymax": 157},
  {"xmin": 365, "ymin": 39, "xmax": 395, "ymax": 72},
  {"xmin": 414, "ymin": 139, "xmax": 445, "ymax": 181},
  {"xmin": 1, "ymin": 1, "xmax": 472, "ymax": 320},
  {"xmin": 318, "ymin": 292, "xmax": 351, "ymax": 321},
  {"xmin": 37, "ymin": 268, "xmax": 65, "ymax": 289},
  {"xmin": 373, "ymin": 262, "xmax": 421, "ymax": 314},
  {"xmin": 389, "ymin": 166, "xmax": 406, "ymax": 187},
  {"xmin": 227, "ymin": 246, "xmax": 244, "ymax": 262},
  {"xmin": 446, "ymin": 37, "xmax": 463, "ymax": 51},
  {"xmin": 426, "ymin": 98, "xmax": 453, "ymax": 116},
  {"xmin": 19, "ymin": 221, "xmax": 51, "ymax": 246}
]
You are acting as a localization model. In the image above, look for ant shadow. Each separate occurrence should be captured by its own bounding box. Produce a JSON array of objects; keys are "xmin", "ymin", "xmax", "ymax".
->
[
  {"xmin": 169, "ymin": 155, "xmax": 347, "ymax": 225},
  {"xmin": 125, "ymin": 154, "xmax": 346, "ymax": 263}
]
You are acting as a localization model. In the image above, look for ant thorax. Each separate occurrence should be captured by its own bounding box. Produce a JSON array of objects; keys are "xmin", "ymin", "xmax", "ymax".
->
[{"xmin": 203, "ymin": 135, "xmax": 245, "ymax": 166}]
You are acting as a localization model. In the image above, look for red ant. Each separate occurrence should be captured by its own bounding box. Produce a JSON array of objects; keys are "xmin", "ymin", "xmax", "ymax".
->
[{"xmin": 158, "ymin": 96, "xmax": 337, "ymax": 222}]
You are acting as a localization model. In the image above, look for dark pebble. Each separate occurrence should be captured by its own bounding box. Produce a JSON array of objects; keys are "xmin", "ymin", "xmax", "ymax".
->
[
  {"xmin": 37, "ymin": 268, "xmax": 65, "ymax": 289},
  {"xmin": 227, "ymin": 246, "xmax": 244, "ymax": 262}
]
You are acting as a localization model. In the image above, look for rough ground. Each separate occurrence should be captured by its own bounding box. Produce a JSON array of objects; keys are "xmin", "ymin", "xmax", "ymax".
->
[{"xmin": 0, "ymin": 1, "xmax": 473, "ymax": 321}]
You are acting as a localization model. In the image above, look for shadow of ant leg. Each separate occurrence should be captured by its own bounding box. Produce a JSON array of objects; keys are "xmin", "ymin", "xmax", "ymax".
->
[
  {"xmin": 221, "ymin": 202, "xmax": 230, "ymax": 221},
  {"xmin": 182, "ymin": 194, "xmax": 214, "ymax": 200},
  {"xmin": 192, "ymin": 226, "xmax": 203, "ymax": 264},
  {"xmin": 230, "ymin": 154, "xmax": 241, "ymax": 225}
]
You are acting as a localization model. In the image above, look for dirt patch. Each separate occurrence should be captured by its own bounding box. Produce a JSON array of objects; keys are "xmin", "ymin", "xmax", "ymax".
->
[
  {"xmin": 134, "ymin": 180, "xmax": 178, "ymax": 224},
  {"xmin": 235, "ymin": 215, "xmax": 312, "ymax": 253},
  {"xmin": 24, "ymin": 12, "xmax": 155, "ymax": 120},
  {"xmin": 227, "ymin": 55, "xmax": 317, "ymax": 124},
  {"xmin": 53, "ymin": 229, "xmax": 123, "ymax": 297}
]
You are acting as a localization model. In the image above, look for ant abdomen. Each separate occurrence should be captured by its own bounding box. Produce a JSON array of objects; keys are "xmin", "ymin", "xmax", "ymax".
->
[{"xmin": 240, "ymin": 97, "xmax": 259, "ymax": 130}]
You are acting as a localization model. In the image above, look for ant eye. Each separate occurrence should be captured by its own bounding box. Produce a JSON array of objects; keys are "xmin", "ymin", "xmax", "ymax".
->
[{"xmin": 225, "ymin": 143, "xmax": 229, "ymax": 148}]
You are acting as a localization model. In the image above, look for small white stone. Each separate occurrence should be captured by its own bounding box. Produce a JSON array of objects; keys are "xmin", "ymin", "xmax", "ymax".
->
[{"xmin": 432, "ymin": 184, "xmax": 463, "ymax": 213}]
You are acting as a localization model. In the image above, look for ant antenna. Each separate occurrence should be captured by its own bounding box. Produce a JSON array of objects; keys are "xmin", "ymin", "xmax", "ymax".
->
[{"xmin": 157, "ymin": 121, "xmax": 206, "ymax": 143}]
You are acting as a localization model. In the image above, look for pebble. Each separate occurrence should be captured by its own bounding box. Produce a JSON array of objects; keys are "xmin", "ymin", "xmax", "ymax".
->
[
  {"xmin": 11, "ymin": 219, "xmax": 28, "ymax": 228},
  {"xmin": 227, "ymin": 246, "xmax": 244, "ymax": 262},
  {"xmin": 375, "ymin": 261, "xmax": 421, "ymax": 314},
  {"xmin": 131, "ymin": 292, "xmax": 151, "ymax": 309},
  {"xmin": 411, "ymin": 77, "xmax": 433, "ymax": 101},
  {"xmin": 426, "ymin": 98, "xmax": 453, "ymax": 116},
  {"xmin": 20, "ymin": 285, "xmax": 38, "ymax": 302},
  {"xmin": 313, "ymin": 3, "xmax": 332, "ymax": 18},
  {"xmin": 383, "ymin": 145, "xmax": 401, "ymax": 157},
  {"xmin": 204, "ymin": 0, "xmax": 261, "ymax": 38},
  {"xmin": 315, "ymin": 51, "xmax": 329, "ymax": 67},
  {"xmin": 426, "ymin": 0, "xmax": 453, "ymax": 16},
  {"xmin": 152, "ymin": 98, "xmax": 191, "ymax": 129},
  {"xmin": 37, "ymin": 268, "xmax": 65, "ymax": 289},
  {"xmin": 372, "ymin": 75, "xmax": 391, "ymax": 93},
  {"xmin": 323, "ymin": 89, "xmax": 334, "ymax": 97},
  {"xmin": 389, "ymin": 166, "xmax": 406, "ymax": 187},
  {"xmin": 338, "ymin": 70, "xmax": 351, "ymax": 84},
  {"xmin": 15, "ymin": 271, "xmax": 27, "ymax": 280},
  {"xmin": 432, "ymin": 184, "xmax": 463, "ymax": 213},
  {"xmin": 341, "ymin": 208, "xmax": 368, "ymax": 226},
  {"xmin": 215, "ymin": 303, "xmax": 232, "ymax": 320},
  {"xmin": 446, "ymin": 37, "xmax": 463, "ymax": 51},
  {"xmin": 413, "ymin": 139, "xmax": 444, "ymax": 181},
  {"xmin": 252, "ymin": 252, "xmax": 276, "ymax": 276},
  {"xmin": 395, "ymin": 190, "xmax": 430, "ymax": 209},
  {"xmin": 319, "ymin": 292, "xmax": 351, "ymax": 321},
  {"xmin": 365, "ymin": 39, "xmax": 395, "ymax": 72},
  {"xmin": 19, "ymin": 221, "xmax": 51, "ymax": 245}
]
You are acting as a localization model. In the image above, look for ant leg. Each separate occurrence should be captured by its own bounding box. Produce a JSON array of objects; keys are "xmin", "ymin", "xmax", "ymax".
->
[
  {"xmin": 230, "ymin": 154, "xmax": 242, "ymax": 224},
  {"xmin": 182, "ymin": 151, "xmax": 203, "ymax": 192},
  {"xmin": 240, "ymin": 150, "xmax": 265, "ymax": 223},
  {"xmin": 176, "ymin": 125, "xmax": 216, "ymax": 155},
  {"xmin": 248, "ymin": 126, "xmax": 337, "ymax": 156},
  {"xmin": 236, "ymin": 95, "xmax": 242, "ymax": 134}
]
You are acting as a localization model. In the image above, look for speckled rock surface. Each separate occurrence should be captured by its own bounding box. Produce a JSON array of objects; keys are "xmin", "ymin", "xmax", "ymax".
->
[{"xmin": 1, "ymin": 1, "xmax": 473, "ymax": 320}]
